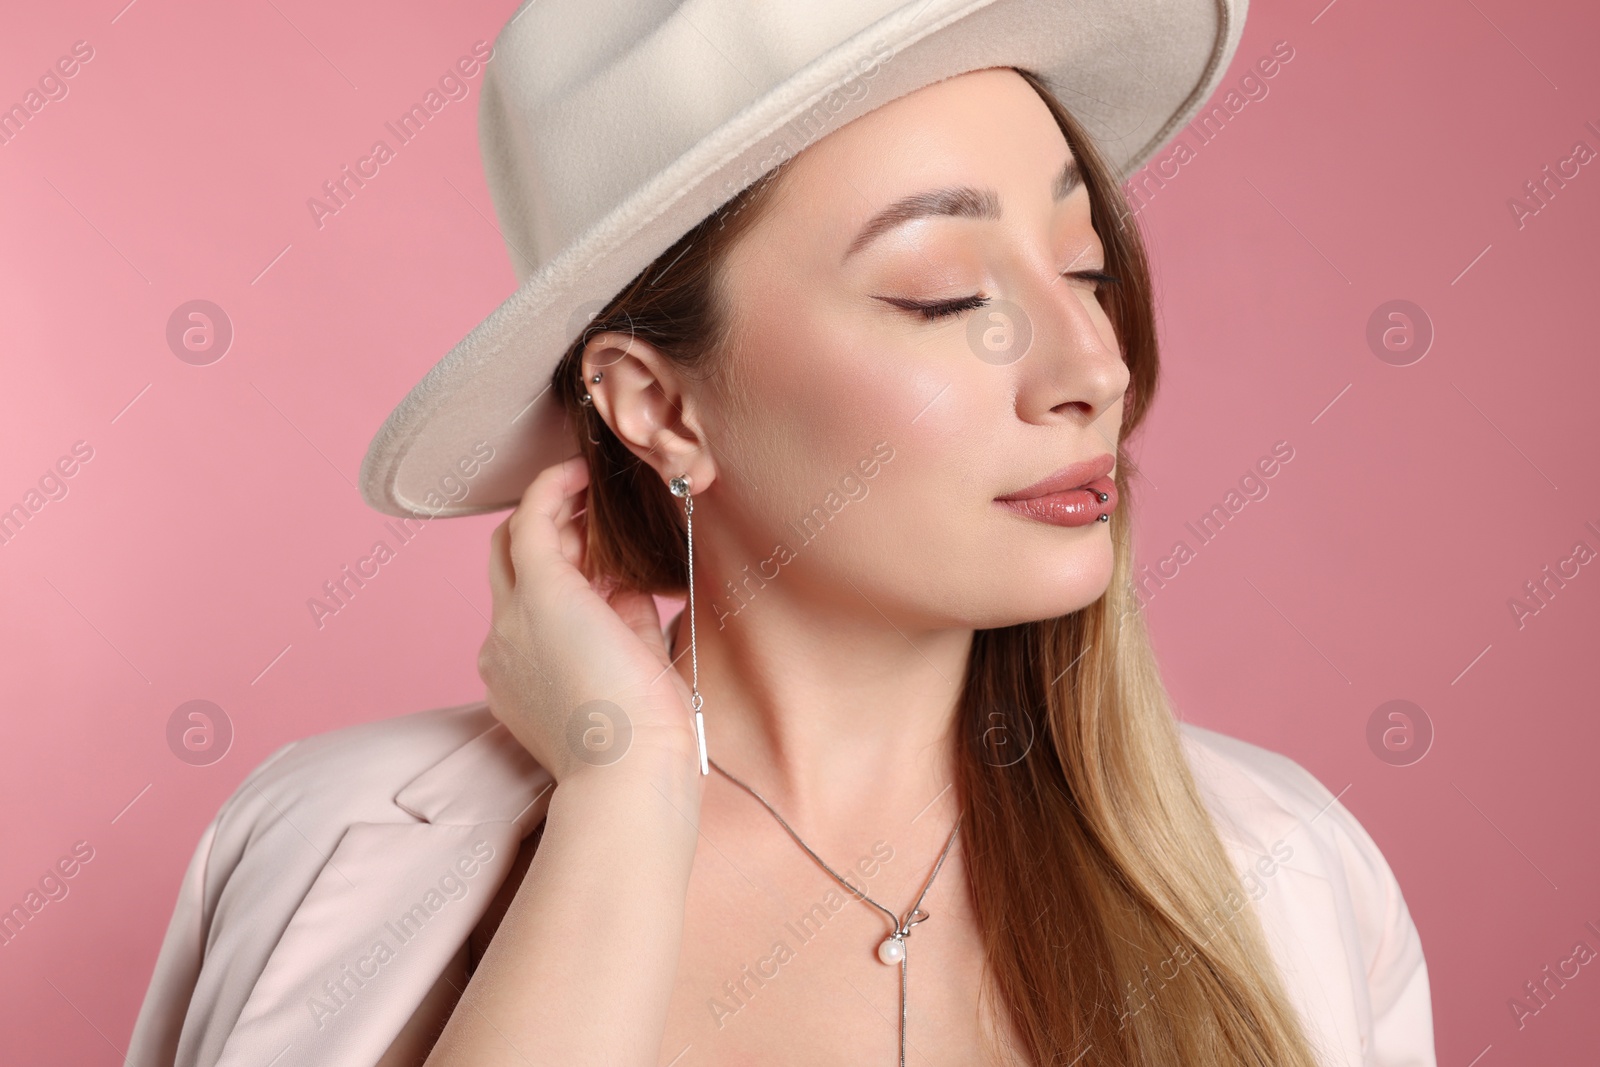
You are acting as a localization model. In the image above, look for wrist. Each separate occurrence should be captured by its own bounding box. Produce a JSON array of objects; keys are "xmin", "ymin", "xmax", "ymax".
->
[
  {"xmin": 556, "ymin": 705, "xmax": 702, "ymax": 779},
  {"xmin": 557, "ymin": 742, "xmax": 705, "ymax": 820}
]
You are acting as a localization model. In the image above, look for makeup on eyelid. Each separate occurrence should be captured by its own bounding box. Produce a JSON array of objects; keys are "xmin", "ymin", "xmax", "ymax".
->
[{"xmin": 861, "ymin": 235, "xmax": 1107, "ymax": 293}]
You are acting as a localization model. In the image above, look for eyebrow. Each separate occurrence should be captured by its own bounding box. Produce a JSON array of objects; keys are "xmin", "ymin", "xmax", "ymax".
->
[{"xmin": 842, "ymin": 157, "xmax": 1081, "ymax": 262}]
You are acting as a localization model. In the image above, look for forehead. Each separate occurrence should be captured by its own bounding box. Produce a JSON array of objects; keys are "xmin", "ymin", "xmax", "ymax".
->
[{"xmin": 749, "ymin": 68, "xmax": 1082, "ymax": 245}]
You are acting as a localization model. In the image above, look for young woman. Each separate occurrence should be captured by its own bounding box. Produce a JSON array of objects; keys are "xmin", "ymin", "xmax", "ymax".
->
[{"xmin": 128, "ymin": 2, "xmax": 1436, "ymax": 1065}]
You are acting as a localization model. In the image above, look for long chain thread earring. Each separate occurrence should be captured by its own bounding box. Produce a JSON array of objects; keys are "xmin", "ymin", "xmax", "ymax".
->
[{"xmin": 668, "ymin": 473, "xmax": 710, "ymax": 776}]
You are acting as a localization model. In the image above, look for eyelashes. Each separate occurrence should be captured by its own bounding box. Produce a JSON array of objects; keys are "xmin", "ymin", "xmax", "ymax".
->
[
  {"xmin": 898, "ymin": 293, "xmax": 989, "ymax": 321},
  {"xmin": 884, "ymin": 270, "xmax": 1122, "ymax": 322},
  {"xmin": 1069, "ymin": 269, "xmax": 1123, "ymax": 292}
]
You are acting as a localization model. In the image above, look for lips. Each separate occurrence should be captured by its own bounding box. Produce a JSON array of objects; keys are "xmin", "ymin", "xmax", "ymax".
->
[{"xmin": 995, "ymin": 453, "xmax": 1117, "ymax": 528}]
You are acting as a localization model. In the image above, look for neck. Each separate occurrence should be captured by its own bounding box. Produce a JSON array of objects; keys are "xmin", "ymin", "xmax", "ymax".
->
[{"xmin": 668, "ymin": 591, "xmax": 970, "ymax": 836}]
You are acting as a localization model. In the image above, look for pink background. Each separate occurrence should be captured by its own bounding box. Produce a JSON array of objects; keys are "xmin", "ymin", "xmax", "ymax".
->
[{"xmin": 2, "ymin": 0, "xmax": 1597, "ymax": 1062}]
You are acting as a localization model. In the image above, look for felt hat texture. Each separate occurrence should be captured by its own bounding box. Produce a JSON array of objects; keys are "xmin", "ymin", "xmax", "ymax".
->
[{"xmin": 358, "ymin": 0, "xmax": 1249, "ymax": 519}]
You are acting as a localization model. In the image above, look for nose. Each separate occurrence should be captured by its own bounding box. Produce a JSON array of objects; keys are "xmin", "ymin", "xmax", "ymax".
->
[{"xmin": 1011, "ymin": 270, "xmax": 1130, "ymax": 430}]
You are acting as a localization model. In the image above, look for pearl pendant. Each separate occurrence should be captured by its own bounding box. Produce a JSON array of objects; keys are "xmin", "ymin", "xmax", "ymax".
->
[{"xmin": 877, "ymin": 935, "xmax": 906, "ymax": 965}]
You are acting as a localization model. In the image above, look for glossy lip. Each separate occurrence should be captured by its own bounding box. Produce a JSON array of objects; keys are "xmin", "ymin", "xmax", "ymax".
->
[{"xmin": 995, "ymin": 453, "xmax": 1115, "ymax": 501}]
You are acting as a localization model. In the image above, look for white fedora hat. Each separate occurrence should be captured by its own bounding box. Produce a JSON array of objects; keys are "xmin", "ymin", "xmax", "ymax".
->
[{"xmin": 359, "ymin": 0, "xmax": 1247, "ymax": 520}]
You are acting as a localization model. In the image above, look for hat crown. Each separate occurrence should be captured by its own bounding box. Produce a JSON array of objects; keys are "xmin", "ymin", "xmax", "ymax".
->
[{"xmin": 480, "ymin": 0, "xmax": 926, "ymax": 284}]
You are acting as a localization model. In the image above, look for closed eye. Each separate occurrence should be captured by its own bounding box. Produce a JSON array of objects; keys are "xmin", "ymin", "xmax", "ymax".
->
[
  {"xmin": 878, "ymin": 292, "xmax": 988, "ymax": 321},
  {"xmin": 1068, "ymin": 269, "xmax": 1121, "ymax": 291},
  {"xmin": 878, "ymin": 270, "xmax": 1122, "ymax": 322}
]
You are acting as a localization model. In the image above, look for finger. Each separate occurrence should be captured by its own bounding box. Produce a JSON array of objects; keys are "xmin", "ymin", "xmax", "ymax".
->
[
  {"xmin": 505, "ymin": 454, "xmax": 591, "ymax": 576},
  {"xmin": 551, "ymin": 481, "xmax": 590, "ymax": 573},
  {"xmin": 488, "ymin": 515, "xmax": 515, "ymax": 599},
  {"xmin": 609, "ymin": 586, "xmax": 670, "ymax": 663},
  {"xmin": 549, "ymin": 474, "xmax": 588, "ymax": 528}
]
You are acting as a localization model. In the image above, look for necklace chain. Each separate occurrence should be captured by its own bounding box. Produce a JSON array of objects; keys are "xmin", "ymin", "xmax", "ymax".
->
[
  {"xmin": 668, "ymin": 488, "xmax": 960, "ymax": 1065},
  {"xmin": 707, "ymin": 754, "xmax": 963, "ymax": 1067}
]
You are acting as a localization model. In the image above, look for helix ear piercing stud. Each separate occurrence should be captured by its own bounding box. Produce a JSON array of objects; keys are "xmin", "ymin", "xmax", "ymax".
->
[{"xmin": 579, "ymin": 371, "xmax": 603, "ymax": 405}]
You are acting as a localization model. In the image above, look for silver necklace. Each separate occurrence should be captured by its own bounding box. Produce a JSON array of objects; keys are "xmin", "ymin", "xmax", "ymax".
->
[
  {"xmin": 664, "ymin": 473, "xmax": 961, "ymax": 1062},
  {"xmin": 707, "ymin": 755, "xmax": 963, "ymax": 1067}
]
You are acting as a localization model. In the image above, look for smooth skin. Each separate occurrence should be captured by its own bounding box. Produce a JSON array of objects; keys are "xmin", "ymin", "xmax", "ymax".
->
[{"xmin": 403, "ymin": 66, "xmax": 1131, "ymax": 1067}]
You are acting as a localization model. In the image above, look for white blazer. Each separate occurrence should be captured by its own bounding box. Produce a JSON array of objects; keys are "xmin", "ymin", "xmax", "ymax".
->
[{"xmin": 127, "ymin": 686, "xmax": 1437, "ymax": 1066}]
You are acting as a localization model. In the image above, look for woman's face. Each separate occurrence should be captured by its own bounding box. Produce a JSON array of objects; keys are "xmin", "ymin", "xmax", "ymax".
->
[{"xmin": 685, "ymin": 66, "xmax": 1130, "ymax": 631}]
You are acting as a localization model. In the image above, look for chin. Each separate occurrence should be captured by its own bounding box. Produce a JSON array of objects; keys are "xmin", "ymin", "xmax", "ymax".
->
[
  {"xmin": 1032, "ymin": 543, "xmax": 1116, "ymax": 609},
  {"xmin": 964, "ymin": 549, "xmax": 1115, "ymax": 629}
]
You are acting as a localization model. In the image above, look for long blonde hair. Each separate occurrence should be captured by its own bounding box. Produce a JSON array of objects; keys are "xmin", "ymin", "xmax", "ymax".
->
[{"xmin": 551, "ymin": 66, "xmax": 1325, "ymax": 1067}]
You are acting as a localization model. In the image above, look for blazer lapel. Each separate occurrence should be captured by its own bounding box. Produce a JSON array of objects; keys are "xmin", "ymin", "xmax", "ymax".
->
[{"xmin": 212, "ymin": 718, "xmax": 554, "ymax": 1067}]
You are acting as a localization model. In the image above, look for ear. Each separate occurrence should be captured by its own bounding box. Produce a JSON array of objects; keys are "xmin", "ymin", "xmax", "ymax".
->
[{"xmin": 580, "ymin": 330, "xmax": 719, "ymax": 493}]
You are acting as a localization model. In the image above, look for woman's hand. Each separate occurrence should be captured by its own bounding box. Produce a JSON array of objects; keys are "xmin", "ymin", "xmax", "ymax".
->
[
  {"xmin": 479, "ymin": 454, "xmax": 701, "ymax": 785},
  {"xmin": 428, "ymin": 457, "xmax": 704, "ymax": 1064}
]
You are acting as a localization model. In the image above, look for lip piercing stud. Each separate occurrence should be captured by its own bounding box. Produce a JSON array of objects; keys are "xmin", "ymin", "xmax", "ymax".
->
[
  {"xmin": 1097, "ymin": 513, "xmax": 1110, "ymax": 522},
  {"xmin": 1095, "ymin": 491, "xmax": 1109, "ymax": 502}
]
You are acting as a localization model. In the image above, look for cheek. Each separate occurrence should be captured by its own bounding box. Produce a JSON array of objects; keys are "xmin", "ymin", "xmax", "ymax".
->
[
  {"xmin": 714, "ymin": 311, "xmax": 1122, "ymax": 626},
  {"xmin": 718, "ymin": 267, "xmax": 1119, "ymax": 605},
  {"xmin": 721, "ymin": 309, "xmax": 996, "ymax": 540},
  {"xmin": 731, "ymin": 300, "xmax": 983, "ymax": 464}
]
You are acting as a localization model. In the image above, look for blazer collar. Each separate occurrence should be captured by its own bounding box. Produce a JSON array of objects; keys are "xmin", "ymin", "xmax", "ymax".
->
[
  {"xmin": 393, "ymin": 711, "xmax": 554, "ymax": 828},
  {"xmin": 388, "ymin": 601, "xmax": 684, "ymax": 829},
  {"xmin": 210, "ymin": 715, "xmax": 555, "ymax": 1067},
  {"xmin": 208, "ymin": 613, "xmax": 697, "ymax": 1067}
]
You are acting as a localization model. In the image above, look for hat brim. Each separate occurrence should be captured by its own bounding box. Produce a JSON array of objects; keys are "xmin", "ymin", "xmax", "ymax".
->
[{"xmin": 359, "ymin": 0, "xmax": 1245, "ymax": 519}]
